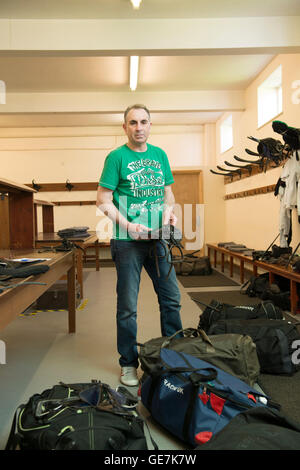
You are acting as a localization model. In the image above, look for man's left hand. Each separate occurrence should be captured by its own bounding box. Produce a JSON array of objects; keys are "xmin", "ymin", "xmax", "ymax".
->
[{"xmin": 163, "ymin": 210, "xmax": 177, "ymax": 226}]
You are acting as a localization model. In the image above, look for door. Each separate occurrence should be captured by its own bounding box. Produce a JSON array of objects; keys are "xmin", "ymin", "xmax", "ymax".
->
[{"xmin": 172, "ymin": 170, "xmax": 204, "ymax": 254}]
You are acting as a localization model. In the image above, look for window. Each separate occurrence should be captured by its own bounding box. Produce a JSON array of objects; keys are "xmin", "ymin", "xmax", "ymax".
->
[
  {"xmin": 220, "ymin": 114, "xmax": 233, "ymax": 153},
  {"xmin": 257, "ymin": 65, "xmax": 282, "ymax": 128},
  {"xmin": 0, "ymin": 80, "xmax": 5, "ymax": 104}
]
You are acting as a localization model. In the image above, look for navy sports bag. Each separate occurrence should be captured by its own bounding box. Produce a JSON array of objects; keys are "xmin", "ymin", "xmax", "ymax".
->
[{"xmin": 141, "ymin": 348, "xmax": 280, "ymax": 448}]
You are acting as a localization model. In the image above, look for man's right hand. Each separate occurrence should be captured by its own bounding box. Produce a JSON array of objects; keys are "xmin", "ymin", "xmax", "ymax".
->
[{"xmin": 127, "ymin": 222, "xmax": 151, "ymax": 240}]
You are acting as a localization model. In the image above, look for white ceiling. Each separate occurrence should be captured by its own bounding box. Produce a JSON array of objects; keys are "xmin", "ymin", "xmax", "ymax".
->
[
  {"xmin": 0, "ymin": 0, "xmax": 299, "ymax": 128},
  {"xmin": 0, "ymin": 54, "xmax": 274, "ymax": 93},
  {"xmin": 1, "ymin": 0, "xmax": 300, "ymax": 19}
]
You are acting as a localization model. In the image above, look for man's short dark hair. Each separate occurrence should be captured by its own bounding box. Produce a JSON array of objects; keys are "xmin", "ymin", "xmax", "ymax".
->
[{"xmin": 124, "ymin": 104, "xmax": 151, "ymax": 123}]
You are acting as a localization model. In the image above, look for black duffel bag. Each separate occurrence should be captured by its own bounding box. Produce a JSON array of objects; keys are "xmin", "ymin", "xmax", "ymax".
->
[
  {"xmin": 174, "ymin": 254, "xmax": 212, "ymax": 276},
  {"xmin": 5, "ymin": 380, "xmax": 156, "ymax": 451},
  {"xmin": 208, "ymin": 318, "xmax": 300, "ymax": 375},
  {"xmin": 241, "ymin": 272, "xmax": 291, "ymax": 310},
  {"xmin": 197, "ymin": 407, "xmax": 300, "ymax": 450},
  {"xmin": 198, "ymin": 299, "xmax": 283, "ymax": 333},
  {"xmin": 240, "ymin": 272, "xmax": 270, "ymax": 296}
]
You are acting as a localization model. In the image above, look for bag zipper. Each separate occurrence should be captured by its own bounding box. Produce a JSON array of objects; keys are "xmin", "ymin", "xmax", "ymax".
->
[
  {"xmin": 89, "ymin": 409, "xmax": 94, "ymax": 450},
  {"xmin": 203, "ymin": 383, "xmax": 263, "ymax": 410},
  {"xmin": 19, "ymin": 403, "xmax": 82, "ymax": 433}
]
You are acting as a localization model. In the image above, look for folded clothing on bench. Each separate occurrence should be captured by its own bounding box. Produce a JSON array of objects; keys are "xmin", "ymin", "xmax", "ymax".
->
[
  {"xmin": 58, "ymin": 226, "xmax": 90, "ymax": 239},
  {"xmin": 0, "ymin": 261, "xmax": 49, "ymax": 281},
  {"xmin": 217, "ymin": 242, "xmax": 254, "ymax": 254}
]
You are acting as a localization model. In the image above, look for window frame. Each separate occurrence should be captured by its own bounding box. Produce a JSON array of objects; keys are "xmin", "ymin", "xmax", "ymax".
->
[
  {"xmin": 220, "ymin": 114, "xmax": 233, "ymax": 154},
  {"xmin": 257, "ymin": 65, "xmax": 283, "ymax": 129}
]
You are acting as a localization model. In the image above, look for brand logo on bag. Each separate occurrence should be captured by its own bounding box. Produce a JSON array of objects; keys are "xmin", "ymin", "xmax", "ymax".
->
[
  {"xmin": 291, "ymin": 339, "xmax": 300, "ymax": 365},
  {"xmin": 234, "ymin": 305, "xmax": 254, "ymax": 310},
  {"xmin": 163, "ymin": 379, "xmax": 184, "ymax": 394},
  {"xmin": 0, "ymin": 340, "xmax": 6, "ymax": 364}
]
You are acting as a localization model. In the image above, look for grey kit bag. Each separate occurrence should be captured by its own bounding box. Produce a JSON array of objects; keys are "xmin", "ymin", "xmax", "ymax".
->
[{"xmin": 138, "ymin": 327, "xmax": 260, "ymax": 387}]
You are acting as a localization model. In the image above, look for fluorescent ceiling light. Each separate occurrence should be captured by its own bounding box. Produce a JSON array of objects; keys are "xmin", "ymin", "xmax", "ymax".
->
[
  {"xmin": 131, "ymin": 0, "xmax": 142, "ymax": 9},
  {"xmin": 130, "ymin": 56, "xmax": 139, "ymax": 91}
]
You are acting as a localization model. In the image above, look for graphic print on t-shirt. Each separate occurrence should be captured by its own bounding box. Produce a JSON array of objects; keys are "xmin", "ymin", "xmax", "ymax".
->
[
  {"xmin": 98, "ymin": 143, "xmax": 174, "ymax": 240},
  {"xmin": 126, "ymin": 158, "xmax": 165, "ymax": 227}
]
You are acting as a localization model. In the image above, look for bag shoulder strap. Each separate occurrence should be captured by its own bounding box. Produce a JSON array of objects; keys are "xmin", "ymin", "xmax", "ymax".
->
[
  {"xmin": 161, "ymin": 328, "xmax": 213, "ymax": 348},
  {"xmin": 240, "ymin": 278, "xmax": 251, "ymax": 294},
  {"xmin": 5, "ymin": 406, "xmax": 23, "ymax": 450},
  {"xmin": 135, "ymin": 411, "xmax": 159, "ymax": 450}
]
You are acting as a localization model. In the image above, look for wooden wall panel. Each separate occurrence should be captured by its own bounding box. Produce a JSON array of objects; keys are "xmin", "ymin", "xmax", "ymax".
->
[
  {"xmin": 0, "ymin": 195, "xmax": 10, "ymax": 249},
  {"xmin": 172, "ymin": 170, "xmax": 203, "ymax": 253},
  {"xmin": 9, "ymin": 192, "xmax": 35, "ymax": 249}
]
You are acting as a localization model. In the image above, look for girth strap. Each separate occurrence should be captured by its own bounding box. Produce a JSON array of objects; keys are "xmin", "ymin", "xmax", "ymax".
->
[{"xmin": 147, "ymin": 225, "xmax": 184, "ymax": 279}]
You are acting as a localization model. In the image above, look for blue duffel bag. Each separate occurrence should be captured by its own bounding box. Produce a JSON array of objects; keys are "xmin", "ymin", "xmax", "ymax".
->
[{"xmin": 140, "ymin": 348, "xmax": 280, "ymax": 448}]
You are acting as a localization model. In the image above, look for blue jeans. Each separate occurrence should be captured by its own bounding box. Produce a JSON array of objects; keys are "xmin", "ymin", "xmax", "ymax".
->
[{"xmin": 110, "ymin": 239, "xmax": 183, "ymax": 368}]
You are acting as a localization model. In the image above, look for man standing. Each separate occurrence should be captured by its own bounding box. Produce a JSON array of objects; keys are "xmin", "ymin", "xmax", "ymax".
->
[{"xmin": 96, "ymin": 104, "xmax": 183, "ymax": 386}]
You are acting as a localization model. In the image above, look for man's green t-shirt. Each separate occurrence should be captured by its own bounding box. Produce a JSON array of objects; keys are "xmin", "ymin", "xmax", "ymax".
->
[{"xmin": 98, "ymin": 143, "xmax": 174, "ymax": 240}]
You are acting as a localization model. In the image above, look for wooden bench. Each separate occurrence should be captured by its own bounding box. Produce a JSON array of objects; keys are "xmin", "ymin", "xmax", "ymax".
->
[
  {"xmin": 207, "ymin": 243, "xmax": 257, "ymax": 284},
  {"xmin": 255, "ymin": 258, "xmax": 300, "ymax": 316},
  {"xmin": 207, "ymin": 243, "xmax": 300, "ymax": 315}
]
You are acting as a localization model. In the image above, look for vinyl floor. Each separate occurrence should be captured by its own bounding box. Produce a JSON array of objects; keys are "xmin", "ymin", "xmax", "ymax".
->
[
  {"xmin": 0, "ymin": 262, "xmax": 296, "ymax": 451},
  {"xmin": 0, "ymin": 264, "xmax": 200, "ymax": 450}
]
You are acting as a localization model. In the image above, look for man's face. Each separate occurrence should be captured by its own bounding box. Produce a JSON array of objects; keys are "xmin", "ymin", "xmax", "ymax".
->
[{"xmin": 123, "ymin": 108, "xmax": 151, "ymax": 148}]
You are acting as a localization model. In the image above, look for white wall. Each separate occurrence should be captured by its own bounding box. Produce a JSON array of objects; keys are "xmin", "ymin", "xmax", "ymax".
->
[
  {"xmin": 0, "ymin": 124, "xmax": 206, "ymax": 236},
  {"xmin": 215, "ymin": 54, "xmax": 300, "ymax": 251}
]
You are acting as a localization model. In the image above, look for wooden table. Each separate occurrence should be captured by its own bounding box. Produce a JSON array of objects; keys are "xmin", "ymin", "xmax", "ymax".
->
[
  {"xmin": 0, "ymin": 249, "xmax": 76, "ymax": 333},
  {"xmin": 35, "ymin": 232, "xmax": 97, "ymax": 299},
  {"xmin": 34, "ymin": 199, "xmax": 55, "ymax": 236},
  {"xmin": 82, "ymin": 237, "xmax": 111, "ymax": 272},
  {"xmin": 82, "ymin": 234, "xmax": 100, "ymax": 271}
]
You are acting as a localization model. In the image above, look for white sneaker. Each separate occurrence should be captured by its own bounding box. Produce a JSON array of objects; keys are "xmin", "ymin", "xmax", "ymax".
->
[{"xmin": 120, "ymin": 367, "xmax": 139, "ymax": 387}]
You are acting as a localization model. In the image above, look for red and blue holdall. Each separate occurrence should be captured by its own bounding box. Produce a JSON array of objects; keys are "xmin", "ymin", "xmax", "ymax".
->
[{"xmin": 141, "ymin": 348, "xmax": 280, "ymax": 447}]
